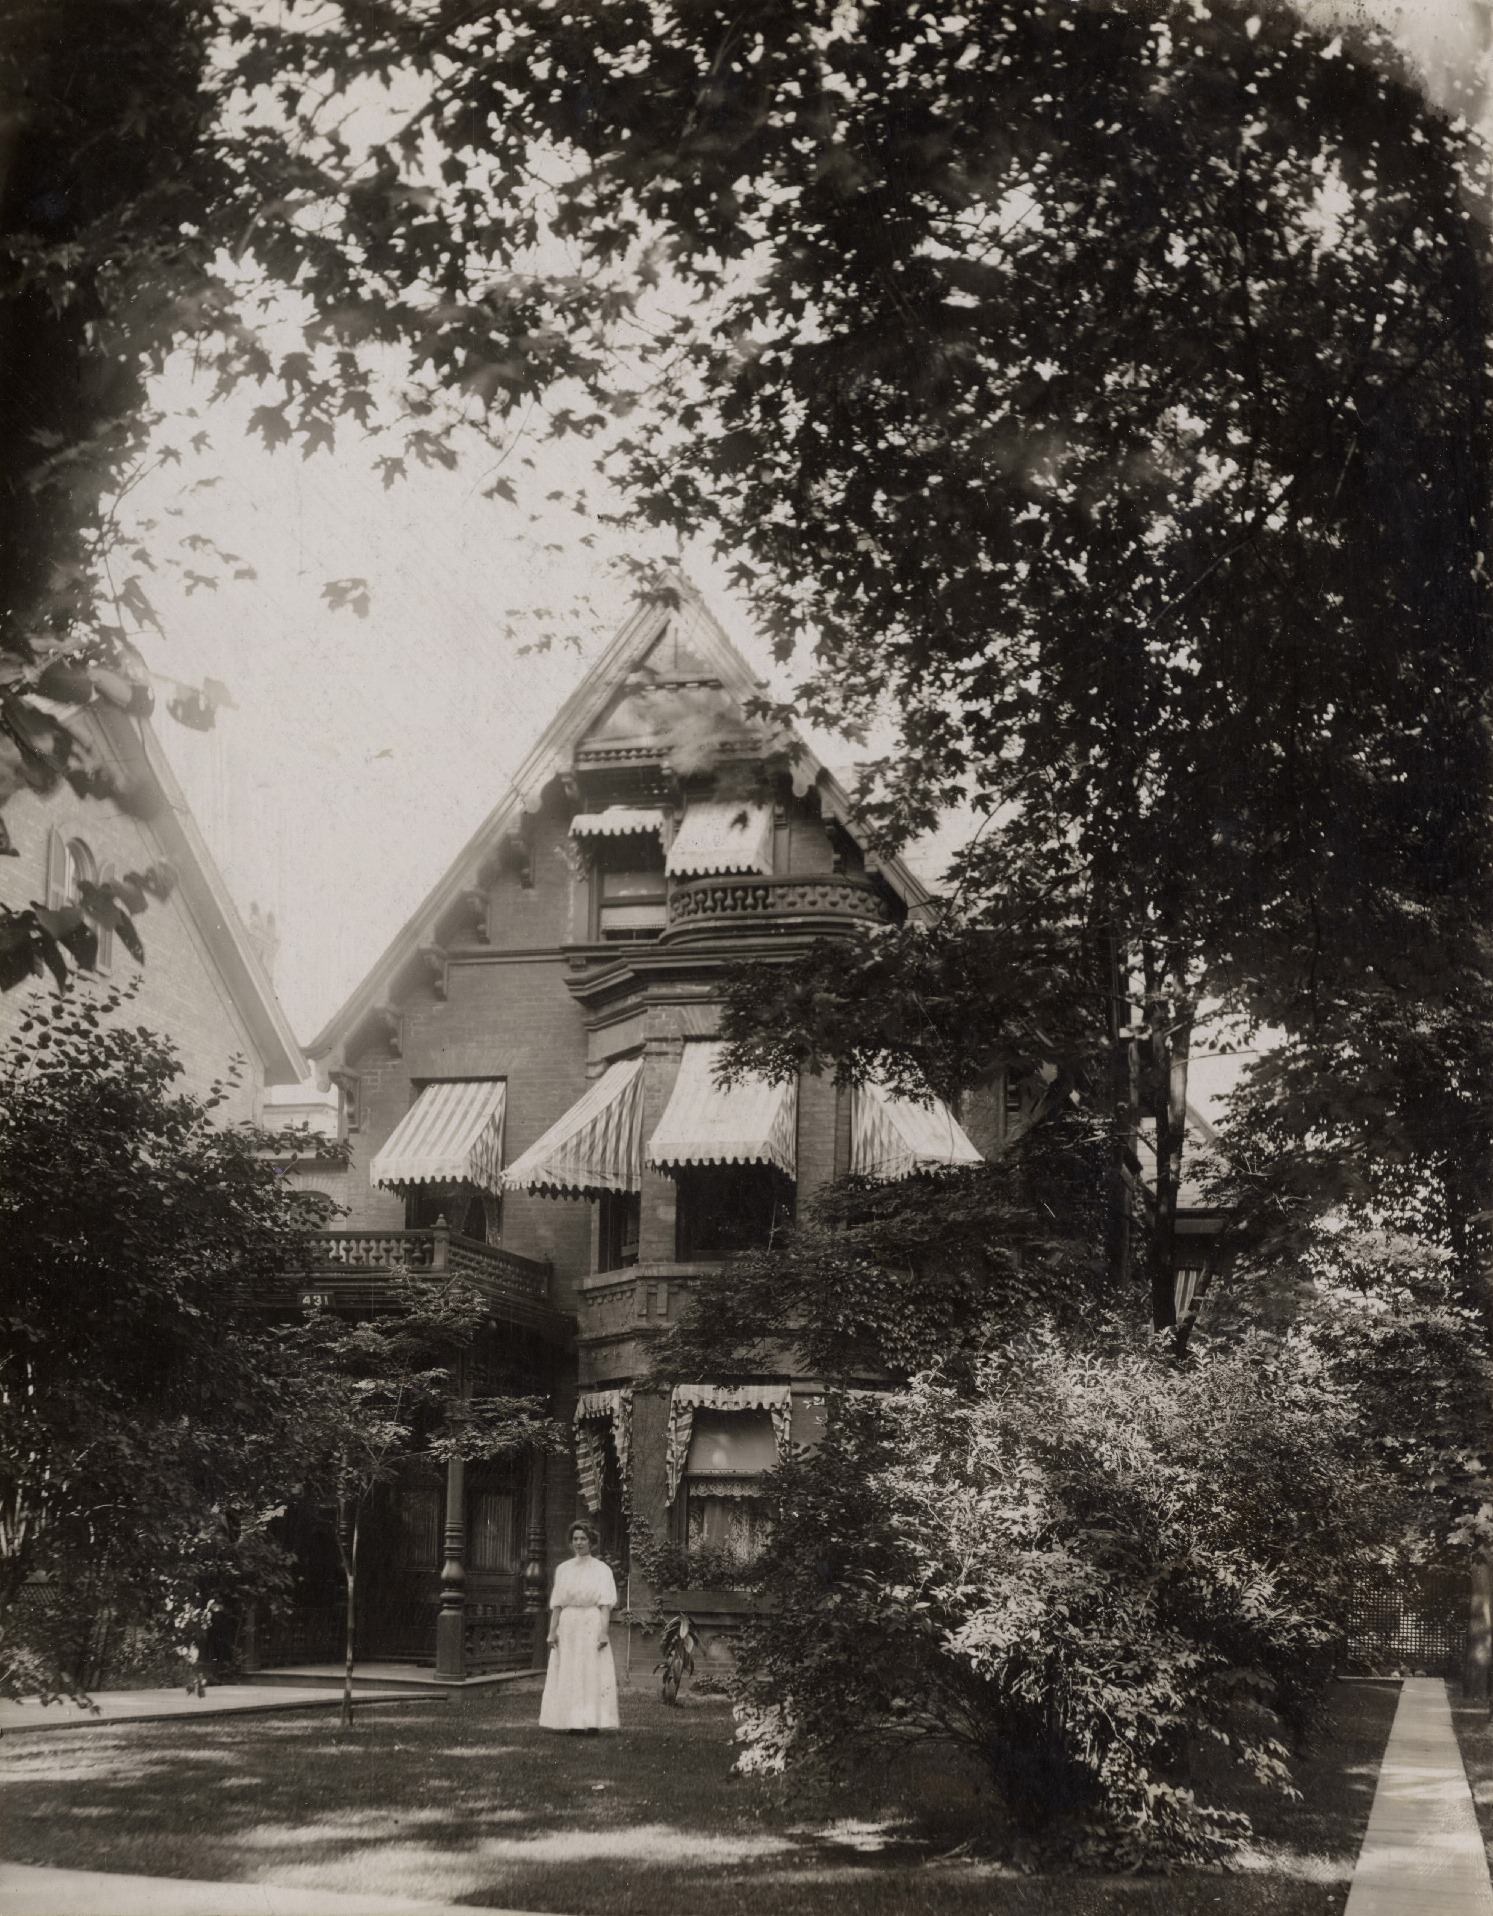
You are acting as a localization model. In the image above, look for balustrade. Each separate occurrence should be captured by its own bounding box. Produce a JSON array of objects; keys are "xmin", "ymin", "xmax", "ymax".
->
[
  {"xmin": 277, "ymin": 1226, "xmax": 550, "ymax": 1309},
  {"xmin": 666, "ymin": 872, "xmax": 891, "ymax": 933}
]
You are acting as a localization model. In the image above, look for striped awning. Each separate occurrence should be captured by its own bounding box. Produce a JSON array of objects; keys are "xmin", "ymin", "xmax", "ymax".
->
[
  {"xmin": 665, "ymin": 800, "xmax": 773, "ymax": 877},
  {"xmin": 647, "ymin": 1040, "xmax": 797, "ymax": 1177},
  {"xmin": 370, "ymin": 1079, "xmax": 506, "ymax": 1193},
  {"xmin": 570, "ymin": 808, "xmax": 666, "ymax": 839},
  {"xmin": 502, "ymin": 1057, "xmax": 645, "ymax": 1197},
  {"xmin": 574, "ymin": 1388, "xmax": 633, "ymax": 1513},
  {"xmin": 850, "ymin": 1079, "xmax": 982, "ymax": 1181}
]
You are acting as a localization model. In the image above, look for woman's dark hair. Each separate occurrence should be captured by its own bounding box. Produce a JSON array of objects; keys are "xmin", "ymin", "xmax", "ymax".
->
[{"xmin": 568, "ymin": 1520, "xmax": 600, "ymax": 1546}]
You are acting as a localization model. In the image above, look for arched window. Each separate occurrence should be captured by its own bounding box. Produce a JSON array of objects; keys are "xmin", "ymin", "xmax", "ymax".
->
[
  {"xmin": 288, "ymin": 1188, "xmax": 338, "ymax": 1227},
  {"xmin": 44, "ymin": 830, "xmax": 114, "ymax": 971},
  {"xmin": 63, "ymin": 837, "xmax": 95, "ymax": 903}
]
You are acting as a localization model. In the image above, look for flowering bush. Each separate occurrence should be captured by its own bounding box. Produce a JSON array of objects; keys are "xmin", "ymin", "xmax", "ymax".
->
[{"xmin": 732, "ymin": 1318, "xmax": 1411, "ymax": 1862}]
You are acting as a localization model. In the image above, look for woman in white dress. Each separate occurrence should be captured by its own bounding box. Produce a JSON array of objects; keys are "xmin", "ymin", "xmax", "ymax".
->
[{"xmin": 539, "ymin": 1521, "xmax": 620, "ymax": 1733}]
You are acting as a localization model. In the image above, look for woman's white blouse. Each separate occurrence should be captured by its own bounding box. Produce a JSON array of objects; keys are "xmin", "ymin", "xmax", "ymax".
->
[{"xmin": 549, "ymin": 1557, "xmax": 618, "ymax": 1609}]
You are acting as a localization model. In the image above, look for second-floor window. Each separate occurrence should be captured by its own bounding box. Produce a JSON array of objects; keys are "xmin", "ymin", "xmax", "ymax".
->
[
  {"xmin": 674, "ymin": 1166, "xmax": 793, "ymax": 1260},
  {"xmin": 48, "ymin": 830, "xmax": 114, "ymax": 970},
  {"xmin": 599, "ymin": 1189, "xmax": 641, "ymax": 1270},
  {"xmin": 405, "ymin": 1183, "xmax": 494, "ymax": 1241}
]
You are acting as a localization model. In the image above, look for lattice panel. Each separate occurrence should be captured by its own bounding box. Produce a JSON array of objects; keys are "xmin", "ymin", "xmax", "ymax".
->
[{"xmin": 1341, "ymin": 1566, "xmax": 1467, "ymax": 1676}]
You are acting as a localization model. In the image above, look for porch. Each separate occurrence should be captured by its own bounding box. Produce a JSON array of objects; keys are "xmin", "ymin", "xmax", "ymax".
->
[
  {"xmin": 253, "ymin": 1223, "xmax": 573, "ymax": 1686},
  {"xmin": 247, "ymin": 1467, "xmax": 553, "ymax": 1686},
  {"xmin": 265, "ymin": 1222, "xmax": 572, "ymax": 1339}
]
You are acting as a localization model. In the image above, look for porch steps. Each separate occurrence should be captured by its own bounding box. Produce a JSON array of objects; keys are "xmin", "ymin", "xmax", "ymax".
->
[{"xmin": 246, "ymin": 1663, "xmax": 545, "ymax": 1692}]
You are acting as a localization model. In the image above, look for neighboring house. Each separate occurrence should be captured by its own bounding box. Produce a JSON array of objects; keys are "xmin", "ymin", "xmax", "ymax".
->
[
  {"xmin": 0, "ymin": 698, "xmax": 305, "ymax": 1122},
  {"xmin": 291, "ymin": 586, "xmax": 1008, "ymax": 1681}
]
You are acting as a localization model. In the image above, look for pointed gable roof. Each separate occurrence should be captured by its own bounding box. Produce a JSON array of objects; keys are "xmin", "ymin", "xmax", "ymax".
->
[
  {"xmin": 100, "ymin": 705, "xmax": 306, "ymax": 1087},
  {"xmin": 306, "ymin": 582, "xmax": 928, "ymax": 1065}
]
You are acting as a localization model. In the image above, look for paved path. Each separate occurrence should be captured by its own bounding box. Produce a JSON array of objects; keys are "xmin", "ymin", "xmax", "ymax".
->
[
  {"xmin": 1346, "ymin": 1678, "xmax": 1493, "ymax": 1916},
  {"xmin": 0, "ymin": 1862, "xmax": 547, "ymax": 1915},
  {"xmin": 0, "ymin": 1684, "xmax": 445, "ymax": 1734}
]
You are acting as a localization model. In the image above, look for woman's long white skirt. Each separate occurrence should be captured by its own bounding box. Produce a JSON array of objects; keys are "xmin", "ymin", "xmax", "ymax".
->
[{"xmin": 539, "ymin": 1609, "xmax": 620, "ymax": 1732}]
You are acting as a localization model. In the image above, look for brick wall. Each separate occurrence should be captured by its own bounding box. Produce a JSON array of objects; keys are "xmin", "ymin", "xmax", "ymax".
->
[
  {"xmin": 797, "ymin": 1068, "xmax": 839, "ymax": 1203},
  {"xmin": 344, "ymin": 952, "xmax": 594, "ymax": 1303}
]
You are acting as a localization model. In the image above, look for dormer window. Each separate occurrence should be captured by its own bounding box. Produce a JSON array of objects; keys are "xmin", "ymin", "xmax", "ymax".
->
[{"xmin": 592, "ymin": 834, "xmax": 668, "ymax": 942}]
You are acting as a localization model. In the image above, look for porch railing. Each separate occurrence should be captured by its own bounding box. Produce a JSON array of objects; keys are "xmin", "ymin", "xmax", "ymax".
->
[{"xmin": 272, "ymin": 1224, "xmax": 551, "ymax": 1311}]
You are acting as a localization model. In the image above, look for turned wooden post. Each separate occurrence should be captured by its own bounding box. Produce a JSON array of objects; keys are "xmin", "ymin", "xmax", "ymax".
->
[
  {"xmin": 524, "ymin": 1447, "xmax": 549, "ymax": 1665},
  {"xmin": 435, "ymin": 1347, "xmax": 469, "ymax": 1681}
]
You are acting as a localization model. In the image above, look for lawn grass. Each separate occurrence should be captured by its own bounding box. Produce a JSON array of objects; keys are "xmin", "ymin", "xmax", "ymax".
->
[
  {"xmin": 0, "ymin": 1675, "xmax": 1396, "ymax": 1915},
  {"xmin": 1448, "ymin": 1686, "xmax": 1493, "ymax": 1872}
]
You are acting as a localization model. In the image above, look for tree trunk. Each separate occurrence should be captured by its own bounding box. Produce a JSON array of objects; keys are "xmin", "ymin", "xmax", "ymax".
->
[
  {"xmin": 1145, "ymin": 954, "xmax": 1195, "ymax": 1338},
  {"xmin": 1103, "ymin": 926, "xmax": 1141, "ymax": 1298},
  {"xmin": 339, "ymin": 1501, "xmax": 358, "ymax": 1731},
  {"xmin": 1467, "ymin": 1560, "xmax": 1493, "ymax": 1704}
]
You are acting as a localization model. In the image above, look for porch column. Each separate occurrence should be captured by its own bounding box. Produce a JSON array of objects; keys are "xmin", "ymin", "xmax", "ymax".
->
[
  {"xmin": 435, "ymin": 1350, "xmax": 469, "ymax": 1681},
  {"xmin": 524, "ymin": 1447, "xmax": 549, "ymax": 1664}
]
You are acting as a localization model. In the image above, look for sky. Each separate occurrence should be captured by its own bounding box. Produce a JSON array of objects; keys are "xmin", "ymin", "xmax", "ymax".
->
[{"xmin": 127, "ymin": 0, "xmax": 1493, "ymax": 1057}]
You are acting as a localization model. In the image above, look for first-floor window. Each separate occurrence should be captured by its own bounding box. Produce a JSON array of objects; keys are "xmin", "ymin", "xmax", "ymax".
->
[
  {"xmin": 685, "ymin": 1479, "xmax": 770, "ymax": 1568},
  {"xmin": 468, "ymin": 1487, "xmax": 521, "ymax": 1573},
  {"xmin": 394, "ymin": 1484, "xmax": 442, "ymax": 1570},
  {"xmin": 679, "ymin": 1409, "xmax": 778, "ymax": 1579}
]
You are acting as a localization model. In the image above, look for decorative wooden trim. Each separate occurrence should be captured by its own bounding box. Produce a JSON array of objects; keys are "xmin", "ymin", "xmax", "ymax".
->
[
  {"xmin": 327, "ymin": 1068, "xmax": 362, "ymax": 1133},
  {"xmin": 501, "ymin": 828, "xmax": 533, "ymax": 891},
  {"xmin": 419, "ymin": 945, "xmax": 449, "ymax": 1000},
  {"xmin": 460, "ymin": 888, "xmax": 490, "ymax": 942}
]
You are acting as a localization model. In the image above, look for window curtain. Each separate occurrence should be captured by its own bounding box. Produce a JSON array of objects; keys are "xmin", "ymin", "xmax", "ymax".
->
[{"xmin": 665, "ymin": 1384, "xmax": 793, "ymax": 1505}]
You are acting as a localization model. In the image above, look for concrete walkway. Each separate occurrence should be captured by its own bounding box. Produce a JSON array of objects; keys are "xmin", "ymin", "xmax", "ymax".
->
[
  {"xmin": 0, "ymin": 1683, "xmax": 445, "ymax": 1734},
  {"xmin": 1346, "ymin": 1678, "xmax": 1493, "ymax": 1916},
  {"xmin": 0, "ymin": 1862, "xmax": 548, "ymax": 1915}
]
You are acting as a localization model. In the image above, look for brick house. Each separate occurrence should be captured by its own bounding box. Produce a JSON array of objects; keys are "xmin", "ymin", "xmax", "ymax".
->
[
  {"xmin": 290, "ymin": 587, "xmax": 995, "ymax": 1680},
  {"xmin": 0, "ymin": 698, "xmax": 304, "ymax": 1119}
]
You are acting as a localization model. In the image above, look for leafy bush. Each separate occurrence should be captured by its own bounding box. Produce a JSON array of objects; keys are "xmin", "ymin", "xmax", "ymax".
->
[
  {"xmin": 0, "ymin": 985, "xmax": 340, "ymax": 1700},
  {"xmin": 732, "ymin": 1318, "xmax": 1412, "ymax": 1863},
  {"xmin": 654, "ymin": 1129, "xmax": 1108, "ymax": 1387}
]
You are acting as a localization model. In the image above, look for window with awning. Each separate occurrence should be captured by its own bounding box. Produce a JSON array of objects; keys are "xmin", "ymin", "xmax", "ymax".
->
[
  {"xmin": 682, "ymin": 1411, "xmax": 780, "ymax": 1569},
  {"xmin": 647, "ymin": 1040, "xmax": 797, "ymax": 1177},
  {"xmin": 588, "ymin": 831, "xmax": 668, "ymax": 941},
  {"xmin": 849, "ymin": 1079, "xmax": 983, "ymax": 1182},
  {"xmin": 569, "ymin": 807, "xmax": 667, "ymax": 840},
  {"xmin": 502, "ymin": 1057, "xmax": 645, "ymax": 1197},
  {"xmin": 370, "ymin": 1079, "xmax": 506, "ymax": 1193},
  {"xmin": 666, "ymin": 1384, "xmax": 793, "ymax": 1504},
  {"xmin": 665, "ymin": 800, "xmax": 773, "ymax": 877}
]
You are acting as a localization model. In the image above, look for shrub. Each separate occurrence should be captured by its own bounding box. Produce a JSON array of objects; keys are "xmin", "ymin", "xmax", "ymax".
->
[{"xmin": 732, "ymin": 1318, "xmax": 1408, "ymax": 1863}]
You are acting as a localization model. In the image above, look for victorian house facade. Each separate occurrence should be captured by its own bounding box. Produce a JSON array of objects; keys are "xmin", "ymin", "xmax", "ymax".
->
[{"xmin": 275, "ymin": 589, "xmax": 996, "ymax": 1681}]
